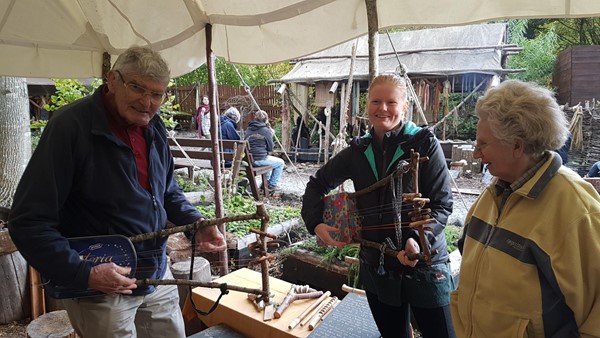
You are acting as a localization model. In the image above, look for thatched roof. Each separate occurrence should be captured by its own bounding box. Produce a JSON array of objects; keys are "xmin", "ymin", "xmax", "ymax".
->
[{"xmin": 281, "ymin": 23, "xmax": 515, "ymax": 84}]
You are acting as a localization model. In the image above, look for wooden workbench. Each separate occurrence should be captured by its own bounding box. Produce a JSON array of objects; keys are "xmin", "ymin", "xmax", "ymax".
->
[{"xmin": 185, "ymin": 268, "xmax": 332, "ymax": 338}]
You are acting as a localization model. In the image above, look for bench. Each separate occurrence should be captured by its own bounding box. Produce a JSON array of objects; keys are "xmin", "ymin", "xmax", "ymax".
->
[{"xmin": 168, "ymin": 137, "xmax": 272, "ymax": 200}]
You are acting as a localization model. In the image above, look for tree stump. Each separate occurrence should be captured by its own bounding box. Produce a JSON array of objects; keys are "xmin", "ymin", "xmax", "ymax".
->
[
  {"xmin": 170, "ymin": 257, "xmax": 211, "ymax": 309},
  {"xmin": 0, "ymin": 231, "xmax": 30, "ymax": 324},
  {"xmin": 170, "ymin": 258, "xmax": 211, "ymax": 336},
  {"xmin": 27, "ymin": 310, "xmax": 77, "ymax": 338}
]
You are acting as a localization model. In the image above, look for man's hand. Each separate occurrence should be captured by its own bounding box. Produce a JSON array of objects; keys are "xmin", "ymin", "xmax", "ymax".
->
[
  {"xmin": 194, "ymin": 224, "xmax": 227, "ymax": 252},
  {"xmin": 397, "ymin": 237, "xmax": 420, "ymax": 267},
  {"xmin": 314, "ymin": 223, "xmax": 346, "ymax": 248},
  {"xmin": 88, "ymin": 262, "xmax": 137, "ymax": 295}
]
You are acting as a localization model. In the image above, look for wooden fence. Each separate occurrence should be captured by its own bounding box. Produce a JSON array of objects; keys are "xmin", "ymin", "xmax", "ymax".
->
[{"xmin": 172, "ymin": 84, "xmax": 281, "ymax": 129}]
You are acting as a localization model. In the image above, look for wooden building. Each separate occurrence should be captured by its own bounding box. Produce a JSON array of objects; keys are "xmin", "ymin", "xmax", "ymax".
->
[
  {"xmin": 277, "ymin": 23, "xmax": 521, "ymax": 158},
  {"xmin": 553, "ymin": 45, "xmax": 600, "ymax": 107},
  {"xmin": 173, "ymin": 84, "xmax": 280, "ymax": 130}
]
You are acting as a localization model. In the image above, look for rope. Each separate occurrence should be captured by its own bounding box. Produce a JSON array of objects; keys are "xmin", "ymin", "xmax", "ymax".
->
[
  {"xmin": 568, "ymin": 104, "xmax": 584, "ymax": 151},
  {"xmin": 230, "ymin": 64, "xmax": 306, "ymax": 185},
  {"xmin": 385, "ymin": 30, "xmax": 428, "ymax": 125}
]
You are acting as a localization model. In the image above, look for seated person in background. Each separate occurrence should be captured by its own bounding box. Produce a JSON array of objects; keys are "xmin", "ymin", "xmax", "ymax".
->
[
  {"xmin": 245, "ymin": 110, "xmax": 285, "ymax": 192},
  {"xmin": 586, "ymin": 161, "xmax": 600, "ymax": 178},
  {"xmin": 219, "ymin": 107, "xmax": 241, "ymax": 141},
  {"xmin": 218, "ymin": 107, "xmax": 241, "ymax": 167}
]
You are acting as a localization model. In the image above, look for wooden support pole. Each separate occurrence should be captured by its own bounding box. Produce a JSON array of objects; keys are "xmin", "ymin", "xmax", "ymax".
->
[{"xmin": 29, "ymin": 266, "xmax": 45, "ymax": 320}]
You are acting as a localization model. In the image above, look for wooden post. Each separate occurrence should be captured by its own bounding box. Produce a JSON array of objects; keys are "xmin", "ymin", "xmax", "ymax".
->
[
  {"xmin": 324, "ymin": 106, "xmax": 332, "ymax": 163},
  {"xmin": 205, "ymin": 23, "xmax": 228, "ymax": 275},
  {"xmin": 365, "ymin": 0, "xmax": 379, "ymax": 82},
  {"xmin": 280, "ymin": 89, "xmax": 290, "ymax": 152},
  {"xmin": 29, "ymin": 266, "xmax": 46, "ymax": 319}
]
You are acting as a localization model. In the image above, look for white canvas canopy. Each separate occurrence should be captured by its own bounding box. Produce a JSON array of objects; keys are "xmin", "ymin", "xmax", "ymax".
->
[{"xmin": 1, "ymin": 0, "xmax": 599, "ymax": 79}]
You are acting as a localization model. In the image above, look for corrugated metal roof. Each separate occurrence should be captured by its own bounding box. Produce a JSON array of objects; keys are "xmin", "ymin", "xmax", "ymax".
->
[{"xmin": 281, "ymin": 23, "xmax": 510, "ymax": 83}]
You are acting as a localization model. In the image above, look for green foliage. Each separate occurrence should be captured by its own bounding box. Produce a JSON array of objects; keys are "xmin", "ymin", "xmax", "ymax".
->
[
  {"xmin": 445, "ymin": 113, "xmax": 478, "ymax": 140},
  {"xmin": 174, "ymin": 58, "xmax": 293, "ymax": 87},
  {"xmin": 445, "ymin": 225, "xmax": 462, "ymax": 253},
  {"xmin": 45, "ymin": 79, "xmax": 102, "ymax": 112},
  {"xmin": 159, "ymin": 114, "xmax": 178, "ymax": 130},
  {"xmin": 272, "ymin": 121, "xmax": 283, "ymax": 147},
  {"xmin": 526, "ymin": 18, "xmax": 600, "ymax": 51},
  {"xmin": 195, "ymin": 195, "xmax": 301, "ymax": 237},
  {"xmin": 440, "ymin": 93, "xmax": 481, "ymax": 140},
  {"xmin": 174, "ymin": 172, "xmax": 211, "ymax": 193},
  {"xmin": 160, "ymin": 88, "xmax": 192, "ymax": 129},
  {"xmin": 508, "ymin": 20, "xmax": 558, "ymax": 87},
  {"xmin": 31, "ymin": 130, "xmax": 42, "ymax": 151},
  {"xmin": 294, "ymin": 237, "xmax": 359, "ymax": 264},
  {"xmin": 30, "ymin": 119, "xmax": 48, "ymax": 130}
]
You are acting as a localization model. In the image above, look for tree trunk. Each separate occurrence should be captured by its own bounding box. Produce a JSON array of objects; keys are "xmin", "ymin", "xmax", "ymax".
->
[{"xmin": 0, "ymin": 76, "xmax": 30, "ymax": 208}]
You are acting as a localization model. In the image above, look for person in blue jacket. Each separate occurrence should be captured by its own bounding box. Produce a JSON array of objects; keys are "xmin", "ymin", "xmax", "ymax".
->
[
  {"xmin": 218, "ymin": 107, "xmax": 241, "ymax": 167},
  {"xmin": 219, "ymin": 107, "xmax": 241, "ymax": 141},
  {"xmin": 302, "ymin": 74, "xmax": 455, "ymax": 338},
  {"xmin": 8, "ymin": 46, "xmax": 226, "ymax": 338}
]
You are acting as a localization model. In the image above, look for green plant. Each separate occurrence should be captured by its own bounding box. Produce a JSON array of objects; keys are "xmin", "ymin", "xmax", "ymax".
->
[
  {"xmin": 31, "ymin": 130, "xmax": 43, "ymax": 151},
  {"xmin": 30, "ymin": 119, "xmax": 48, "ymax": 130},
  {"xmin": 445, "ymin": 113, "xmax": 478, "ymax": 140},
  {"xmin": 508, "ymin": 20, "xmax": 558, "ymax": 86},
  {"xmin": 286, "ymin": 237, "xmax": 360, "ymax": 287},
  {"xmin": 445, "ymin": 224, "xmax": 462, "ymax": 253},
  {"xmin": 159, "ymin": 92, "xmax": 186, "ymax": 129},
  {"xmin": 195, "ymin": 195, "xmax": 301, "ymax": 237},
  {"xmin": 45, "ymin": 79, "xmax": 102, "ymax": 112}
]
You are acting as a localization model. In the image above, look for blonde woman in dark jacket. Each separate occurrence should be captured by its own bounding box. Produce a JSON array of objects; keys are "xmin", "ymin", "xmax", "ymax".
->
[{"xmin": 302, "ymin": 74, "xmax": 455, "ymax": 338}]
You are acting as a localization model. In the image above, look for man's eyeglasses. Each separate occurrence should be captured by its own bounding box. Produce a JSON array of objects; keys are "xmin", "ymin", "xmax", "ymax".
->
[
  {"xmin": 473, "ymin": 140, "xmax": 500, "ymax": 153},
  {"xmin": 115, "ymin": 70, "xmax": 166, "ymax": 105}
]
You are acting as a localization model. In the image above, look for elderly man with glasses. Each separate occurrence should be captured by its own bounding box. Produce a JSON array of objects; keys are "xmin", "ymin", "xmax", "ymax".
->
[{"xmin": 9, "ymin": 46, "xmax": 226, "ymax": 338}]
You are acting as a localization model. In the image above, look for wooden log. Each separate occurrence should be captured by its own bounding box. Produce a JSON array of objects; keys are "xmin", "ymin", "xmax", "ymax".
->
[
  {"xmin": 461, "ymin": 148, "xmax": 474, "ymax": 171},
  {"xmin": 170, "ymin": 257, "xmax": 211, "ymax": 309},
  {"xmin": 0, "ymin": 249, "xmax": 30, "ymax": 324},
  {"xmin": 451, "ymin": 145, "xmax": 461, "ymax": 162},
  {"xmin": 27, "ymin": 310, "xmax": 77, "ymax": 338}
]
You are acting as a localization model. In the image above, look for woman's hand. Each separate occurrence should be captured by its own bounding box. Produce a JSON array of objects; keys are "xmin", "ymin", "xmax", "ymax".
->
[
  {"xmin": 396, "ymin": 237, "xmax": 420, "ymax": 267},
  {"xmin": 314, "ymin": 223, "xmax": 346, "ymax": 248}
]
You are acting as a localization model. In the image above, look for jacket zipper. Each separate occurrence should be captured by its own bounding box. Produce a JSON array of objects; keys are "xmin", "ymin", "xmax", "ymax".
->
[{"xmin": 467, "ymin": 190, "xmax": 512, "ymax": 337}]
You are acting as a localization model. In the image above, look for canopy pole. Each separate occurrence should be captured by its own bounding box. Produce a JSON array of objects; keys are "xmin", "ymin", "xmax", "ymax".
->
[
  {"xmin": 102, "ymin": 52, "xmax": 111, "ymax": 83},
  {"xmin": 365, "ymin": 0, "xmax": 379, "ymax": 82},
  {"xmin": 205, "ymin": 23, "xmax": 229, "ymax": 275}
]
